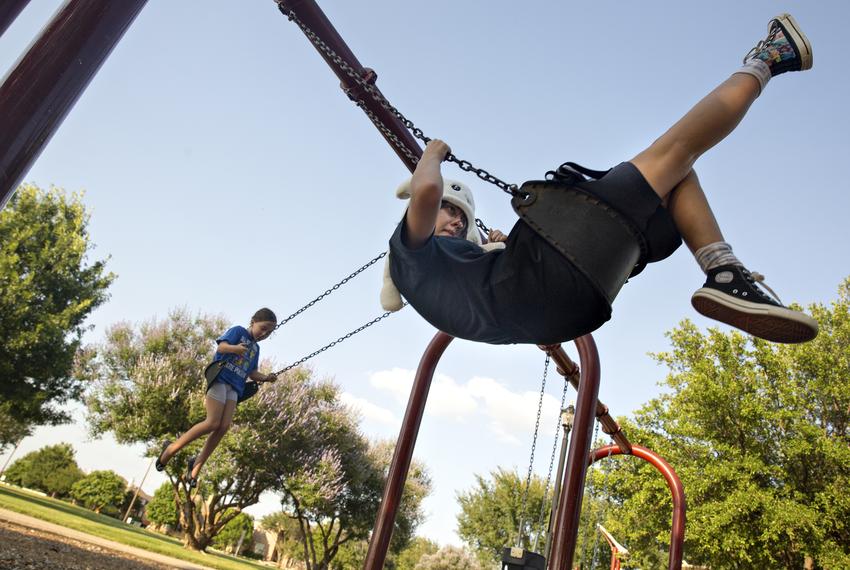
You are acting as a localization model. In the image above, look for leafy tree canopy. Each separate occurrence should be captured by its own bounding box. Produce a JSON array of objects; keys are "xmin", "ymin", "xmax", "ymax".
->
[
  {"xmin": 146, "ymin": 482, "xmax": 179, "ymax": 527},
  {"xmin": 0, "ymin": 184, "xmax": 114, "ymax": 441},
  {"xmin": 70, "ymin": 470, "xmax": 127, "ymax": 514},
  {"xmin": 2, "ymin": 443, "xmax": 84, "ymax": 498},
  {"xmin": 212, "ymin": 511, "xmax": 254, "ymax": 553},
  {"xmin": 593, "ymin": 277, "xmax": 850, "ymax": 569},
  {"xmin": 456, "ymin": 468, "xmax": 551, "ymax": 566}
]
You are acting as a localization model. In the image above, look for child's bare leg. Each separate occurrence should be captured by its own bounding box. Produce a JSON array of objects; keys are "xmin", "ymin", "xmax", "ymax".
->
[
  {"xmin": 191, "ymin": 399, "xmax": 237, "ymax": 478},
  {"xmin": 664, "ymin": 168, "xmax": 817, "ymax": 343},
  {"xmin": 631, "ymin": 75, "xmax": 759, "ymax": 197},
  {"xmin": 631, "ymin": 13, "xmax": 813, "ymax": 199},
  {"xmin": 666, "ymin": 170, "xmax": 723, "ymax": 253},
  {"xmin": 160, "ymin": 396, "xmax": 225, "ymax": 463}
]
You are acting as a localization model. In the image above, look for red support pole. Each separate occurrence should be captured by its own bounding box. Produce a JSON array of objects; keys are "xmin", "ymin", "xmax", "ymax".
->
[
  {"xmin": 590, "ymin": 445, "xmax": 686, "ymax": 570},
  {"xmin": 0, "ymin": 0, "xmax": 148, "ymax": 209},
  {"xmin": 363, "ymin": 332, "xmax": 454, "ymax": 570},
  {"xmin": 0, "ymin": 0, "xmax": 30, "ymax": 37},
  {"xmin": 547, "ymin": 334, "xmax": 601, "ymax": 570}
]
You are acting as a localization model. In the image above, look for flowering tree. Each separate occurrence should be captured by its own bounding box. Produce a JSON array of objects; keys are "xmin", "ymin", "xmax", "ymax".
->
[
  {"xmin": 79, "ymin": 309, "xmax": 346, "ymax": 551},
  {"xmin": 277, "ymin": 437, "xmax": 431, "ymax": 570}
]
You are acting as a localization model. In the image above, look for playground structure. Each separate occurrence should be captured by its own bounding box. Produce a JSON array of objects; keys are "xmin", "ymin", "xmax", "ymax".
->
[{"xmin": 0, "ymin": 1, "xmax": 687, "ymax": 568}]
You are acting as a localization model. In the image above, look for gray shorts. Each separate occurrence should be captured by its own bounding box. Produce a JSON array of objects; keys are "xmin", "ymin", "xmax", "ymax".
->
[{"xmin": 206, "ymin": 380, "xmax": 238, "ymax": 403}]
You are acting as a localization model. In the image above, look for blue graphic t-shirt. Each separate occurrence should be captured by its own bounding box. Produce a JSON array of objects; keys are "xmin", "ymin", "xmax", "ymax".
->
[{"xmin": 213, "ymin": 326, "xmax": 260, "ymax": 397}]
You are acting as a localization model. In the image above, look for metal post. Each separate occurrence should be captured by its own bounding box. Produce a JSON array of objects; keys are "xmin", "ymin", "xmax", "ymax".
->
[
  {"xmin": 544, "ymin": 404, "xmax": 574, "ymax": 561},
  {"xmin": 363, "ymin": 332, "xmax": 453, "ymax": 570},
  {"xmin": 0, "ymin": 439, "xmax": 23, "ymax": 479},
  {"xmin": 0, "ymin": 0, "xmax": 30, "ymax": 37},
  {"xmin": 0, "ymin": 0, "xmax": 148, "ymax": 209},
  {"xmin": 123, "ymin": 456, "xmax": 154, "ymax": 523},
  {"xmin": 547, "ymin": 334, "xmax": 600, "ymax": 570}
]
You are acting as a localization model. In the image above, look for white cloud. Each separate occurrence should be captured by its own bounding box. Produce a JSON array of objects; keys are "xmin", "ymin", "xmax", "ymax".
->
[
  {"xmin": 367, "ymin": 369, "xmax": 570, "ymax": 444},
  {"xmin": 340, "ymin": 392, "xmax": 398, "ymax": 426}
]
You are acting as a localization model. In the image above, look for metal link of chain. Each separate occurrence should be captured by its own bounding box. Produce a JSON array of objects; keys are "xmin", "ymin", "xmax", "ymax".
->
[
  {"xmin": 273, "ymin": 303, "xmax": 407, "ymax": 375},
  {"xmin": 278, "ymin": 3, "xmax": 521, "ymax": 197},
  {"xmin": 516, "ymin": 354, "xmax": 551, "ymax": 547},
  {"xmin": 531, "ymin": 375, "xmax": 571, "ymax": 553},
  {"xmin": 274, "ymin": 251, "xmax": 388, "ymax": 330}
]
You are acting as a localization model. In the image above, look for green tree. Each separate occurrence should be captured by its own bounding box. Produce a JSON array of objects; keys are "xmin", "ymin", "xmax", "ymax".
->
[
  {"xmin": 212, "ymin": 511, "xmax": 255, "ymax": 554},
  {"xmin": 414, "ymin": 545, "xmax": 485, "ymax": 570},
  {"xmin": 70, "ymin": 470, "xmax": 127, "ymax": 514},
  {"xmin": 280, "ymin": 438, "xmax": 431, "ymax": 570},
  {"xmin": 0, "ymin": 410, "xmax": 32, "ymax": 452},
  {"xmin": 0, "ymin": 184, "xmax": 114, "ymax": 443},
  {"xmin": 145, "ymin": 482, "xmax": 179, "ymax": 527},
  {"xmin": 79, "ymin": 309, "xmax": 356, "ymax": 552},
  {"xmin": 260, "ymin": 511, "xmax": 304, "ymax": 568},
  {"xmin": 3, "ymin": 443, "xmax": 84, "ymax": 497},
  {"xmin": 596, "ymin": 278, "xmax": 850, "ymax": 569},
  {"xmin": 456, "ymin": 468, "xmax": 551, "ymax": 566},
  {"xmin": 393, "ymin": 536, "xmax": 440, "ymax": 570}
]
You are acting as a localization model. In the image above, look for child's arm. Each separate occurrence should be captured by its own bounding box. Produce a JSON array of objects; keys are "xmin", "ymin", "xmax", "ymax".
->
[
  {"xmin": 217, "ymin": 342, "xmax": 249, "ymax": 356},
  {"xmin": 404, "ymin": 139, "xmax": 451, "ymax": 249},
  {"xmin": 248, "ymin": 370, "xmax": 277, "ymax": 383}
]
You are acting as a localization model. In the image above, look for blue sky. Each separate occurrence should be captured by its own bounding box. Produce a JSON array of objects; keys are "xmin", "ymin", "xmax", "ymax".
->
[{"xmin": 2, "ymin": 1, "xmax": 848, "ymax": 548}]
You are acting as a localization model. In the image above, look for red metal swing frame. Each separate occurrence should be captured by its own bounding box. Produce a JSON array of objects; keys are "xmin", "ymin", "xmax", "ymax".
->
[{"xmin": 0, "ymin": 2, "xmax": 686, "ymax": 568}]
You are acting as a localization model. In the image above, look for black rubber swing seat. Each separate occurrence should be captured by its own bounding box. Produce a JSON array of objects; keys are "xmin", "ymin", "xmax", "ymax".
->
[
  {"xmin": 512, "ymin": 180, "xmax": 645, "ymax": 306},
  {"xmin": 501, "ymin": 547, "xmax": 546, "ymax": 570}
]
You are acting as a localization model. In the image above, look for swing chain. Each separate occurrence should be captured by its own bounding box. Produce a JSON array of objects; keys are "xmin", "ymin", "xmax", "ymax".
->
[
  {"xmin": 272, "ymin": 303, "xmax": 407, "ymax": 375},
  {"xmin": 531, "ymin": 374, "xmax": 571, "ymax": 553},
  {"xmin": 516, "ymin": 354, "xmax": 551, "ymax": 547},
  {"xmin": 475, "ymin": 218, "xmax": 490, "ymax": 234},
  {"xmin": 278, "ymin": 3, "xmax": 521, "ymax": 197},
  {"xmin": 275, "ymin": 251, "xmax": 388, "ymax": 330}
]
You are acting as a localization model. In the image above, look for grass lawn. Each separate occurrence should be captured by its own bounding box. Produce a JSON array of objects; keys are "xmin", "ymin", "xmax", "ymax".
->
[{"xmin": 0, "ymin": 484, "xmax": 270, "ymax": 570}]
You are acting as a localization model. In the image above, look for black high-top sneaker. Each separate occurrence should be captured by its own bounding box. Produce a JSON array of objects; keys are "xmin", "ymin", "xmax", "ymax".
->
[
  {"xmin": 744, "ymin": 13, "xmax": 813, "ymax": 74},
  {"xmin": 691, "ymin": 265, "xmax": 818, "ymax": 343}
]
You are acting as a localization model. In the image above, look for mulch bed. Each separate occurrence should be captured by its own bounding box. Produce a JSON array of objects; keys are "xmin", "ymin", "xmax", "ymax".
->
[{"xmin": 0, "ymin": 519, "xmax": 173, "ymax": 570}]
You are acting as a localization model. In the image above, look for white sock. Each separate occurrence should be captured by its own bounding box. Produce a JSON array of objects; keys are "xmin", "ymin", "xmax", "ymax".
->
[
  {"xmin": 694, "ymin": 241, "xmax": 743, "ymax": 274},
  {"xmin": 734, "ymin": 60, "xmax": 771, "ymax": 95}
]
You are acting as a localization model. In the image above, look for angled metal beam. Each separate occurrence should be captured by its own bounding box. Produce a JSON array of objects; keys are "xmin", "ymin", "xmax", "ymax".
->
[
  {"xmin": 0, "ymin": 0, "xmax": 148, "ymax": 209},
  {"xmin": 0, "ymin": 0, "xmax": 30, "ymax": 37}
]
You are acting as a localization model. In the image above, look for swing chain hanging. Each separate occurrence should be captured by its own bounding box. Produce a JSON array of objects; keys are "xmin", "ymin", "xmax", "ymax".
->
[
  {"xmin": 278, "ymin": 3, "xmax": 521, "ymax": 197},
  {"xmin": 516, "ymin": 354, "xmax": 551, "ymax": 547},
  {"xmin": 274, "ymin": 251, "xmax": 388, "ymax": 330},
  {"xmin": 531, "ymin": 373, "xmax": 571, "ymax": 553},
  {"xmin": 272, "ymin": 303, "xmax": 407, "ymax": 375}
]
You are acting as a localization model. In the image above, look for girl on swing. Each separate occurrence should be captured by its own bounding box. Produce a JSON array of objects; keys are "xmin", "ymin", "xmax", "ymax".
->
[
  {"xmin": 381, "ymin": 14, "xmax": 819, "ymax": 346},
  {"xmin": 155, "ymin": 308, "xmax": 278, "ymax": 486}
]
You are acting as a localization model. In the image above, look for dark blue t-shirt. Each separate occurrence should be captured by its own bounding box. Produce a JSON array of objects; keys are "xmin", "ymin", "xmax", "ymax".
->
[
  {"xmin": 213, "ymin": 326, "xmax": 260, "ymax": 397},
  {"xmin": 388, "ymin": 219, "xmax": 609, "ymax": 345}
]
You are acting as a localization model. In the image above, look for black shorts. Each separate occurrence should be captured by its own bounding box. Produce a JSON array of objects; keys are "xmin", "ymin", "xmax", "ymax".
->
[{"xmin": 577, "ymin": 162, "xmax": 682, "ymax": 267}]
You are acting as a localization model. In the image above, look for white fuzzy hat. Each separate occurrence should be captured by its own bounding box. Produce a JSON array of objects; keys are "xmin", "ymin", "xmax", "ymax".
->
[
  {"xmin": 380, "ymin": 177, "xmax": 504, "ymax": 312},
  {"xmin": 395, "ymin": 177, "xmax": 481, "ymax": 244}
]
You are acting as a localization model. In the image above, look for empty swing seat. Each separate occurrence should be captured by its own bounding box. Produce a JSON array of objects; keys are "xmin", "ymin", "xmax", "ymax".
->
[{"xmin": 501, "ymin": 547, "xmax": 546, "ymax": 570}]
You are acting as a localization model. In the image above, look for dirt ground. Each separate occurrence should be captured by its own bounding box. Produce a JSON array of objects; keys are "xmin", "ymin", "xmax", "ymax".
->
[{"xmin": 0, "ymin": 519, "xmax": 173, "ymax": 570}]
